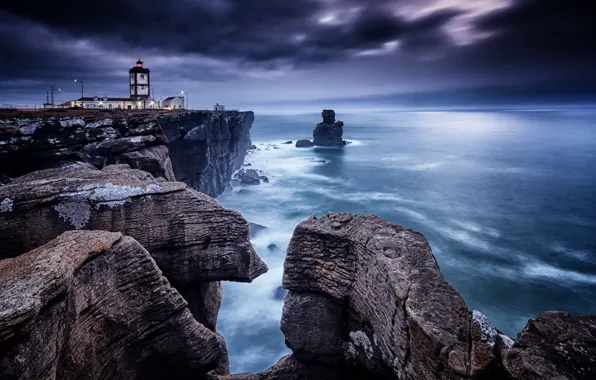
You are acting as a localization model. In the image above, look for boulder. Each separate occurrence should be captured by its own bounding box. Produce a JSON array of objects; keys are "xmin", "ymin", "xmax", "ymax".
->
[
  {"xmin": 267, "ymin": 243, "xmax": 279, "ymax": 252},
  {"xmin": 236, "ymin": 169, "xmax": 261, "ymax": 185},
  {"xmin": 283, "ymin": 141, "xmax": 292, "ymax": 144},
  {"xmin": 295, "ymin": 140, "xmax": 314, "ymax": 148},
  {"xmin": 249, "ymin": 222, "xmax": 268, "ymax": 238},
  {"xmin": 281, "ymin": 213, "xmax": 494, "ymax": 379},
  {"xmin": 0, "ymin": 164, "xmax": 267, "ymax": 330},
  {"xmin": 0, "ymin": 230, "xmax": 226, "ymax": 380},
  {"xmin": 312, "ymin": 110, "xmax": 346, "ymax": 147},
  {"xmin": 501, "ymin": 311, "xmax": 596, "ymax": 379}
]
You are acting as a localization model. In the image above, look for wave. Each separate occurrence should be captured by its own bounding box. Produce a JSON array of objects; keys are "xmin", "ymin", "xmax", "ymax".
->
[{"xmin": 404, "ymin": 162, "xmax": 442, "ymax": 171}]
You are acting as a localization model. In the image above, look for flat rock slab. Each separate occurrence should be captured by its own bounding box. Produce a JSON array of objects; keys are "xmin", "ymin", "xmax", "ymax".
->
[
  {"xmin": 0, "ymin": 230, "xmax": 225, "ymax": 380},
  {"xmin": 0, "ymin": 164, "xmax": 267, "ymax": 285}
]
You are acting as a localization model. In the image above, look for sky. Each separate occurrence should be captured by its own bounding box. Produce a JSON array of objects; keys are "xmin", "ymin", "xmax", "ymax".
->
[{"xmin": 0, "ymin": 0, "xmax": 595, "ymax": 110}]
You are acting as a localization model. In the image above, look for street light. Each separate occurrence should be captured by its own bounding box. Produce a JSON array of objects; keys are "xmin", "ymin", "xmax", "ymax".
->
[
  {"xmin": 73, "ymin": 79, "xmax": 84, "ymax": 108},
  {"xmin": 50, "ymin": 85, "xmax": 62, "ymax": 108},
  {"xmin": 180, "ymin": 90, "xmax": 188, "ymax": 110}
]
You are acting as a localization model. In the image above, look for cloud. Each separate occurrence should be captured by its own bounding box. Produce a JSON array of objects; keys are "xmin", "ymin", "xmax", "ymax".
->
[{"xmin": 0, "ymin": 0, "xmax": 595, "ymax": 105}]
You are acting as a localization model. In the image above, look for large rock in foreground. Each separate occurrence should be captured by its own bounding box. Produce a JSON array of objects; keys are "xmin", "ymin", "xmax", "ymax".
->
[
  {"xmin": 312, "ymin": 110, "xmax": 345, "ymax": 147},
  {"xmin": 0, "ymin": 164, "xmax": 267, "ymax": 331},
  {"xmin": 0, "ymin": 230, "xmax": 225, "ymax": 380},
  {"xmin": 0, "ymin": 114, "xmax": 175, "ymax": 181},
  {"xmin": 160, "ymin": 110, "xmax": 254, "ymax": 197},
  {"xmin": 0, "ymin": 164, "xmax": 266, "ymax": 283},
  {"xmin": 281, "ymin": 213, "xmax": 501, "ymax": 379}
]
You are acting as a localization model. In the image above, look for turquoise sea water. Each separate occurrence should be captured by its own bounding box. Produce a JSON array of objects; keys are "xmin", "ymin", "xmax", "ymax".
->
[{"xmin": 216, "ymin": 109, "xmax": 596, "ymax": 373}]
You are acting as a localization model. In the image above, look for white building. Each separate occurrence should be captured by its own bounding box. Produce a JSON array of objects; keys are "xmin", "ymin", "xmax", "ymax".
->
[
  {"xmin": 162, "ymin": 96, "xmax": 185, "ymax": 110},
  {"xmin": 214, "ymin": 103, "xmax": 225, "ymax": 111},
  {"xmin": 59, "ymin": 96, "xmax": 158, "ymax": 110}
]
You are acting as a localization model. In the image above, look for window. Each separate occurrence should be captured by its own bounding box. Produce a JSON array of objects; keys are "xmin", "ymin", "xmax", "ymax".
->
[
  {"xmin": 141, "ymin": 74, "xmax": 144, "ymax": 79},
  {"xmin": 141, "ymin": 85, "xmax": 145, "ymax": 89}
]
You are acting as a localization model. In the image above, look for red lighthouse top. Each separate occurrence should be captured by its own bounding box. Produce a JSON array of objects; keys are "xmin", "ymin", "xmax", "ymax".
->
[{"xmin": 135, "ymin": 59, "xmax": 143, "ymax": 68}]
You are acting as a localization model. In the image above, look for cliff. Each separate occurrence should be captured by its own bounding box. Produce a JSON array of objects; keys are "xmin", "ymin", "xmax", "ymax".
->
[
  {"xmin": 158, "ymin": 110, "xmax": 254, "ymax": 197},
  {"xmin": 0, "ymin": 109, "xmax": 254, "ymax": 197},
  {"xmin": 0, "ymin": 230, "xmax": 226, "ymax": 380}
]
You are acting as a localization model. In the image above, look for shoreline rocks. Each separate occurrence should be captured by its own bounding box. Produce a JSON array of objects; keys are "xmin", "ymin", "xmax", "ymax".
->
[{"xmin": 295, "ymin": 140, "xmax": 314, "ymax": 148}]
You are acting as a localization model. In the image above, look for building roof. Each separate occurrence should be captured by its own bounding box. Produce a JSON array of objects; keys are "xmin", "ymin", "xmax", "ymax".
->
[
  {"xmin": 73, "ymin": 97, "xmax": 138, "ymax": 101},
  {"xmin": 163, "ymin": 96, "xmax": 184, "ymax": 101}
]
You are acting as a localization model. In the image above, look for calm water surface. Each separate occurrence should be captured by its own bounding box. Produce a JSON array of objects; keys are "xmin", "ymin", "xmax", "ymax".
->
[{"xmin": 216, "ymin": 109, "xmax": 596, "ymax": 373}]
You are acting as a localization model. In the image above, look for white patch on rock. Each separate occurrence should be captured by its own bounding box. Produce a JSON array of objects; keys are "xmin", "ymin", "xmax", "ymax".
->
[
  {"xmin": 48, "ymin": 138, "xmax": 58, "ymax": 145},
  {"xmin": 373, "ymin": 333, "xmax": 378, "ymax": 346},
  {"xmin": 129, "ymin": 136, "xmax": 143, "ymax": 144},
  {"xmin": 18, "ymin": 121, "xmax": 43, "ymax": 135},
  {"xmin": 0, "ymin": 198, "xmax": 14, "ymax": 213},
  {"xmin": 498, "ymin": 334, "xmax": 515, "ymax": 349},
  {"xmin": 53, "ymin": 201, "xmax": 91, "ymax": 229},
  {"xmin": 59, "ymin": 118, "xmax": 85, "ymax": 127},
  {"xmin": 349, "ymin": 330, "xmax": 374, "ymax": 359},
  {"xmin": 86, "ymin": 118, "xmax": 113, "ymax": 128},
  {"xmin": 472, "ymin": 310, "xmax": 497, "ymax": 346},
  {"xmin": 61, "ymin": 182, "xmax": 163, "ymax": 205},
  {"xmin": 0, "ymin": 141, "xmax": 6, "ymax": 145}
]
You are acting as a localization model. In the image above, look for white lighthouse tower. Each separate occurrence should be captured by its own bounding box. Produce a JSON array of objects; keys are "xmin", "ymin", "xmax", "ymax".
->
[{"xmin": 129, "ymin": 59, "xmax": 151, "ymax": 101}]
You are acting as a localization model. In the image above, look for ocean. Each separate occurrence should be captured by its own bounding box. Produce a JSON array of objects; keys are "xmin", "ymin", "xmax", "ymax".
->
[{"xmin": 216, "ymin": 109, "xmax": 596, "ymax": 373}]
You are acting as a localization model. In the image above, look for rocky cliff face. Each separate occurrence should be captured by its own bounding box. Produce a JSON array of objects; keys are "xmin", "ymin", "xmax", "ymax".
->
[
  {"xmin": 0, "ymin": 164, "xmax": 267, "ymax": 334},
  {"xmin": 312, "ymin": 110, "xmax": 345, "ymax": 147},
  {"xmin": 0, "ymin": 114, "xmax": 175, "ymax": 181},
  {"xmin": 0, "ymin": 230, "xmax": 226, "ymax": 380},
  {"xmin": 0, "ymin": 110, "xmax": 254, "ymax": 198},
  {"xmin": 158, "ymin": 110, "xmax": 254, "ymax": 197}
]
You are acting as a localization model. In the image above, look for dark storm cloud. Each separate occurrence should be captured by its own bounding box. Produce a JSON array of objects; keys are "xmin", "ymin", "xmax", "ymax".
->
[
  {"xmin": 0, "ymin": 0, "xmax": 458, "ymax": 66},
  {"xmin": 474, "ymin": 0, "xmax": 596, "ymax": 60},
  {"xmin": 1, "ymin": 0, "xmax": 595, "ymax": 105}
]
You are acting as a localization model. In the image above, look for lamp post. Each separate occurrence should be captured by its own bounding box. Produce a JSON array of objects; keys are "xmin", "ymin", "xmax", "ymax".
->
[
  {"xmin": 73, "ymin": 79, "xmax": 84, "ymax": 108},
  {"xmin": 50, "ymin": 86, "xmax": 62, "ymax": 108},
  {"xmin": 180, "ymin": 90, "xmax": 188, "ymax": 110}
]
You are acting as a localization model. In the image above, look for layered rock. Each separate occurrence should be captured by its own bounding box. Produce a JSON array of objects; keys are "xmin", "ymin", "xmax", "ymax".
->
[
  {"xmin": 0, "ymin": 164, "xmax": 267, "ymax": 329},
  {"xmin": 0, "ymin": 230, "xmax": 226, "ymax": 380},
  {"xmin": 0, "ymin": 115, "xmax": 174, "ymax": 181},
  {"xmin": 159, "ymin": 110, "xmax": 254, "ymax": 197},
  {"xmin": 281, "ymin": 213, "xmax": 478, "ymax": 379},
  {"xmin": 312, "ymin": 110, "xmax": 345, "ymax": 146},
  {"xmin": 502, "ymin": 311, "xmax": 596, "ymax": 379}
]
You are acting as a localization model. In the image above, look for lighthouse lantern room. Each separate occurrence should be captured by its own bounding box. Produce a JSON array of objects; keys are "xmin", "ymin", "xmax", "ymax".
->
[{"xmin": 129, "ymin": 59, "xmax": 151, "ymax": 100}]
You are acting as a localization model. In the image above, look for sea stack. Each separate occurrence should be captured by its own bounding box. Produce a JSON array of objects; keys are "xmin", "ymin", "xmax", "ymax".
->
[{"xmin": 313, "ymin": 110, "xmax": 346, "ymax": 147}]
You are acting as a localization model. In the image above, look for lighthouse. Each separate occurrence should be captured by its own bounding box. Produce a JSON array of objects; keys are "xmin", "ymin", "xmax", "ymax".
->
[{"xmin": 129, "ymin": 59, "xmax": 150, "ymax": 101}]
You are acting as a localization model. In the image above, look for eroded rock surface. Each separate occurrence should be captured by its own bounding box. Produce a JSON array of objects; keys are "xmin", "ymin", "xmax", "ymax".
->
[
  {"xmin": 502, "ymin": 311, "xmax": 596, "ymax": 380},
  {"xmin": 0, "ymin": 164, "xmax": 266, "ymax": 282},
  {"xmin": 0, "ymin": 164, "xmax": 267, "ymax": 332},
  {"xmin": 282, "ymin": 213, "xmax": 503, "ymax": 379},
  {"xmin": 0, "ymin": 230, "xmax": 226, "ymax": 380},
  {"xmin": 312, "ymin": 110, "xmax": 345, "ymax": 147},
  {"xmin": 0, "ymin": 115, "xmax": 174, "ymax": 181},
  {"xmin": 160, "ymin": 110, "xmax": 254, "ymax": 197}
]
